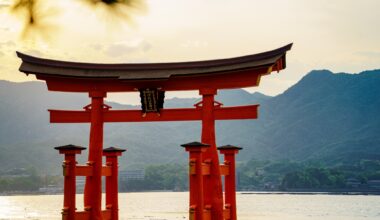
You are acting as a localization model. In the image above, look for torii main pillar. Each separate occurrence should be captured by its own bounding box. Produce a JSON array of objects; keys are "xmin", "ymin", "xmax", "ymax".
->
[
  {"xmin": 200, "ymin": 88, "xmax": 224, "ymax": 219},
  {"xmin": 84, "ymin": 91, "xmax": 106, "ymax": 219}
]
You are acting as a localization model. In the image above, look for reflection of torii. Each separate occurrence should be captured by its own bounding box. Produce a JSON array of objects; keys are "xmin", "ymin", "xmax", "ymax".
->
[{"xmin": 17, "ymin": 43, "xmax": 292, "ymax": 220}]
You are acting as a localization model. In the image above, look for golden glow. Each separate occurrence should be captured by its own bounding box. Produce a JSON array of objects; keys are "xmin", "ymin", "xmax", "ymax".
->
[{"xmin": 0, "ymin": 0, "xmax": 379, "ymax": 104}]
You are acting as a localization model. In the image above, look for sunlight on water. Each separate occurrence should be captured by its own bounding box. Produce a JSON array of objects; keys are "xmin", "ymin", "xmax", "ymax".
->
[
  {"xmin": 238, "ymin": 193, "xmax": 380, "ymax": 220},
  {"xmin": 0, "ymin": 192, "xmax": 379, "ymax": 220}
]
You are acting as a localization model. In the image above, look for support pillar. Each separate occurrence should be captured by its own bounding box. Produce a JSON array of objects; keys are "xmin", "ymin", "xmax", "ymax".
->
[
  {"xmin": 181, "ymin": 141, "xmax": 210, "ymax": 220},
  {"xmin": 218, "ymin": 145, "xmax": 242, "ymax": 220},
  {"xmin": 199, "ymin": 88, "xmax": 224, "ymax": 219},
  {"xmin": 84, "ymin": 91, "xmax": 106, "ymax": 220},
  {"xmin": 55, "ymin": 144, "xmax": 86, "ymax": 220},
  {"xmin": 103, "ymin": 147, "xmax": 126, "ymax": 220}
]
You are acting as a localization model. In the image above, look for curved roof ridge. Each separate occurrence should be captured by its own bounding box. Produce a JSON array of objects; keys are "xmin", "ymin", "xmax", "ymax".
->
[
  {"xmin": 16, "ymin": 43, "xmax": 292, "ymax": 71},
  {"xmin": 17, "ymin": 43, "xmax": 292, "ymax": 86}
]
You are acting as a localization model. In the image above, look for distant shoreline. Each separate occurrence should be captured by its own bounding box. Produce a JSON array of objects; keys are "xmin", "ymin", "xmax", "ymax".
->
[
  {"xmin": 2, "ymin": 190, "xmax": 380, "ymax": 197},
  {"xmin": 240, "ymin": 190, "xmax": 380, "ymax": 196}
]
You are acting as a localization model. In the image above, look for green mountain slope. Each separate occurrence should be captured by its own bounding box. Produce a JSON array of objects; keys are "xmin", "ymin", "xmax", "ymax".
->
[
  {"xmin": 255, "ymin": 69, "xmax": 380, "ymax": 163},
  {"xmin": 0, "ymin": 69, "xmax": 378, "ymax": 173}
]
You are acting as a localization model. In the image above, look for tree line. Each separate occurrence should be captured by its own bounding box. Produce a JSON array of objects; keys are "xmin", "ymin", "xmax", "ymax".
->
[
  {"xmin": 120, "ymin": 159, "xmax": 380, "ymax": 191},
  {"xmin": 1, "ymin": 159, "xmax": 379, "ymax": 193}
]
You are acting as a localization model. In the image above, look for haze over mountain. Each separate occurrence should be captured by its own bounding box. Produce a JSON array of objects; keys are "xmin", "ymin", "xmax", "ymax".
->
[{"xmin": 0, "ymin": 69, "xmax": 379, "ymax": 174}]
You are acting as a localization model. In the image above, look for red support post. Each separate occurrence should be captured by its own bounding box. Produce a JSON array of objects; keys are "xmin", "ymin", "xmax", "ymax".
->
[
  {"xmin": 103, "ymin": 147, "xmax": 126, "ymax": 220},
  {"xmin": 199, "ymin": 88, "xmax": 224, "ymax": 220},
  {"xmin": 181, "ymin": 142, "xmax": 210, "ymax": 220},
  {"xmin": 218, "ymin": 145, "xmax": 242, "ymax": 220},
  {"xmin": 84, "ymin": 91, "xmax": 106, "ymax": 220},
  {"xmin": 55, "ymin": 144, "xmax": 86, "ymax": 220}
]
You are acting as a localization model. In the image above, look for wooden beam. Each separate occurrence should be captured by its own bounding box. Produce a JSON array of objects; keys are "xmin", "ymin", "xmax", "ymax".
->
[
  {"xmin": 40, "ymin": 69, "xmax": 263, "ymax": 92},
  {"xmin": 101, "ymin": 209, "xmax": 112, "ymax": 220},
  {"xmin": 214, "ymin": 105, "xmax": 258, "ymax": 120},
  {"xmin": 75, "ymin": 211, "xmax": 90, "ymax": 220},
  {"xmin": 101, "ymin": 166, "xmax": 112, "ymax": 177},
  {"xmin": 50, "ymin": 110, "xmax": 90, "ymax": 123},
  {"xmin": 202, "ymin": 163, "xmax": 211, "ymax": 175},
  {"xmin": 220, "ymin": 164, "xmax": 230, "ymax": 176},
  {"xmin": 104, "ymin": 108, "xmax": 202, "ymax": 122},
  {"xmin": 49, "ymin": 105, "xmax": 258, "ymax": 123},
  {"xmin": 224, "ymin": 204, "xmax": 232, "ymax": 220},
  {"xmin": 76, "ymin": 165, "xmax": 93, "ymax": 176}
]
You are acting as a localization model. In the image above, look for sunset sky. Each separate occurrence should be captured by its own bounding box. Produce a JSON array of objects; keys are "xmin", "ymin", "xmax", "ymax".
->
[{"xmin": 0, "ymin": 0, "xmax": 379, "ymax": 104}]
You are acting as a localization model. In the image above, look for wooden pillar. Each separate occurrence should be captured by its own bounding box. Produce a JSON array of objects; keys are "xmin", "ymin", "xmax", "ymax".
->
[
  {"xmin": 218, "ymin": 145, "xmax": 242, "ymax": 220},
  {"xmin": 55, "ymin": 144, "xmax": 86, "ymax": 220},
  {"xmin": 181, "ymin": 142, "xmax": 210, "ymax": 220},
  {"xmin": 103, "ymin": 147, "xmax": 126, "ymax": 220},
  {"xmin": 84, "ymin": 91, "xmax": 106, "ymax": 220},
  {"xmin": 199, "ymin": 88, "xmax": 224, "ymax": 220}
]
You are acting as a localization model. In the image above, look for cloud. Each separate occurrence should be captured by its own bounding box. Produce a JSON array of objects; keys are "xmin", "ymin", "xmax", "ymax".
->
[
  {"xmin": 0, "ymin": 0, "xmax": 11, "ymax": 8},
  {"xmin": 0, "ymin": 40, "xmax": 15, "ymax": 48},
  {"xmin": 355, "ymin": 51, "xmax": 380, "ymax": 59},
  {"xmin": 105, "ymin": 39, "xmax": 151, "ymax": 57},
  {"xmin": 180, "ymin": 40, "xmax": 208, "ymax": 48},
  {"xmin": 24, "ymin": 49, "xmax": 44, "ymax": 57},
  {"xmin": 89, "ymin": 44, "xmax": 104, "ymax": 51},
  {"xmin": 0, "ymin": 41, "xmax": 16, "ymax": 56}
]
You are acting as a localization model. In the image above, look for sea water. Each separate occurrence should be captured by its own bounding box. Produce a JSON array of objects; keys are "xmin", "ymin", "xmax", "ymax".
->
[{"xmin": 0, "ymin": 192, "xmax": 379, "ymax": 220}]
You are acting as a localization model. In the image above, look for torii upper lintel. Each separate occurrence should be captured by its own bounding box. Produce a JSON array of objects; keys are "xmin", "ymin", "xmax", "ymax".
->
[{"xmin": 17, "ymin": 43, "xmax": 292, "ymax": 92}]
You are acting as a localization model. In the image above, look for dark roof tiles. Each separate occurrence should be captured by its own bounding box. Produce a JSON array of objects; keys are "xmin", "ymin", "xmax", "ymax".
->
[
  {"xmin": 181, "ymin": 142, "xmax": 210, "ymax": 148},
  {"xmin": 103, "ymin": 147, "xmax": 126, "ymax": 153},
  {"xmin": 217, "ymin": 145, "xmax": 243, "ymax": 150},
  {"xmin": 17, "ymin": 43, "xmax": 292, "ymax": 81},
  {"xmin": 54, "ymin": 144, "xmax": 86, "ymax": 151}
]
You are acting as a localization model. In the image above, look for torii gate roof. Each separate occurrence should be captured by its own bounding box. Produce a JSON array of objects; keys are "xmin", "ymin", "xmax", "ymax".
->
[{"xmin": 17, "ymin": 43, "xmax": 292, "ymax": 92}]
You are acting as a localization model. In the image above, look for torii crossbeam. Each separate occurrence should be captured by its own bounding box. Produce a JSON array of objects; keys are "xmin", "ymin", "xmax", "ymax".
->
[
  {"xmin": 49, "ymin": 105, "xmax": 258, "ymax": 123},
  {"xmin": 17, "ymin": 43, "xmax": 292, "ymax": 220}
]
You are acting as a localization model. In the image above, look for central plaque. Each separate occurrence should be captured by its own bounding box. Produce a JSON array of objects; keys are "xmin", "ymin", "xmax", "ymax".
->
[{"xmin": 139, "ymin": 88, "xmax": 165, "ymax": 113}]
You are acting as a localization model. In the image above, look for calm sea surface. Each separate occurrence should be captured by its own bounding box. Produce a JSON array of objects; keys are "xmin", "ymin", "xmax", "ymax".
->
[{"xmin": 0, "ymin": 192, "xmax": 379, "ymax": 220}]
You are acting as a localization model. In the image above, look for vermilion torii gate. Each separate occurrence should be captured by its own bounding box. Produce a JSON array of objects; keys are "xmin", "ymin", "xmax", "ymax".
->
[{"xmin": 17, "ymin": 43, "xmax": 292, "ymax": 220}]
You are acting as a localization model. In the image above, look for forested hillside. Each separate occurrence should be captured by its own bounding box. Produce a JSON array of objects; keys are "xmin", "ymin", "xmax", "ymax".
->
[{"xmin": 0, "ymin": 69, "xmax": 379, "ymax": 174}]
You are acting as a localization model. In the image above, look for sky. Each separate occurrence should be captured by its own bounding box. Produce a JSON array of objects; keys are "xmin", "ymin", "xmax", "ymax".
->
[{"xmin": 0, "ymin": 0, "xmax": 379, "ymax": 104}]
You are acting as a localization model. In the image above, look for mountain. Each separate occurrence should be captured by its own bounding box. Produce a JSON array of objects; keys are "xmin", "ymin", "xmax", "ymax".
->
[
  {"xmin": 0, "ymin": 69, "xmax": 379, "ymax": 174},
  {"xmin": 256, "ymin": 70, "xmax": 380, "ymax": 164}
]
